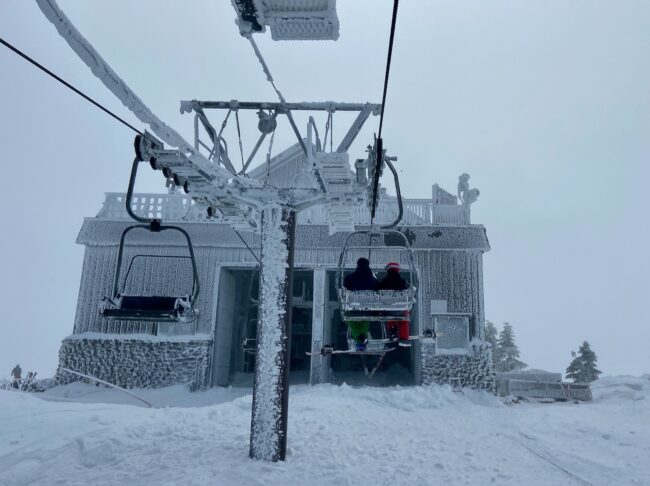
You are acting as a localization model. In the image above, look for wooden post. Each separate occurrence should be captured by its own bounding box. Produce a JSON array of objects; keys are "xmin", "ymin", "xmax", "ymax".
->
[{"xmin": 249, "ymin": 207, "xmax": 296, "ymax": 461}]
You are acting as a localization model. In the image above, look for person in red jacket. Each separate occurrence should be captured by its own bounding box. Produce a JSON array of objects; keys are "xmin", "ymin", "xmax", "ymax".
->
[{"xmin": 377, "ymin": 262, "xmax": 411, "ymax": 347}]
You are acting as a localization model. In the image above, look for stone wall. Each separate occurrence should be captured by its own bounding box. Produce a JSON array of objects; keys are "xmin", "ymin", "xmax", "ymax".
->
[
  {"xmin": 421, "ymin": 339, "xmax": 496, "ymax": 392},
  {"xmin": 57, "ymin": 334, "xmax": 213, "ymax": 389}
]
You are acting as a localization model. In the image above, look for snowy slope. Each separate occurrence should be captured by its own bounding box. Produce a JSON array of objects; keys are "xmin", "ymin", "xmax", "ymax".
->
[{"xmin": 0, "ymin": 377, "xmax": 648, "ymax": 486}]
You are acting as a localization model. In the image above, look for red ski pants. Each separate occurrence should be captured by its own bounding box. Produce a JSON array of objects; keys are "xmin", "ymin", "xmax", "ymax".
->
[{"xmin": 387, "ymin": 319, "xmax": 410, "ymax": 340}]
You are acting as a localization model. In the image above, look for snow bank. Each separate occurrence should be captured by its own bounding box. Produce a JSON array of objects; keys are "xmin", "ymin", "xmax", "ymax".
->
[
  {"xmin": 40, "ymin": 382, "xmax": 250, "ymax": 408},
  {"xmin": 1, "ymin": 379, "xmax": 649, "ymax": 485},
  {"xmin": 591, "ymin": 374, "xmax": 650, "ymax": 403}
]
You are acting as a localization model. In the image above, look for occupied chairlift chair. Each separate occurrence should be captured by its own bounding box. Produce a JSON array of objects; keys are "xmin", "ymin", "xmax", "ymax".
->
[
  {"xmin": 336, "ymin": 230, "xmax": 419, "ymax": 353},
  {"xmin": 100, "ymin": 138, "xmax": 200, "ymax": 324}
]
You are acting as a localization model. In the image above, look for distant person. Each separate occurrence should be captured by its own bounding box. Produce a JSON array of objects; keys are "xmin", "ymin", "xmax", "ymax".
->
[
  {"xmin": 11, "ymin": 364, "xmax": 21, "ymax": 389},
  {"xmin": 343, "ymin": 257, "xmax": 378, "ymax": 351},
  {"xmin": 377, "ymin": 262, "xmax": 411, "ymax": 346}
]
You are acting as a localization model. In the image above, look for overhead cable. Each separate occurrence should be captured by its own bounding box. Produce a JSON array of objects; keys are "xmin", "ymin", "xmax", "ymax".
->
[
  {"xmin": 377, "ymin": 0, "xmax": 400, "ymax": 140},
  {"xmin": 1, "ymin": 37, "xmax": 262, "ymax": 265},
  {"xmin": 371, "ymin": 0, "xmax": 400, "ymax": 223},
  {"xmin": 0, "ymin": 37, "xmax": 142, "ymax": 135}
]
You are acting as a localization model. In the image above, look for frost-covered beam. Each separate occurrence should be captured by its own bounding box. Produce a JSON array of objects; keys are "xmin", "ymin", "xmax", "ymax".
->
[
  {"xmin": 336, "ymin": 103, "xmax": 375, "ymax": 153},
  {"xmin": 182, "ymin": 100, "xmax": 380, "ymax": 113},
  {"xmin": 143, "ymin": 140, "xmax": 325, "ymax": 211},
  {"xmin": 36, "ymin": 0, "xmax": 258, "ymax": 192},
  {"xmin": 232, "ymin": 0, "xmax": 340, "ymax": 41}
]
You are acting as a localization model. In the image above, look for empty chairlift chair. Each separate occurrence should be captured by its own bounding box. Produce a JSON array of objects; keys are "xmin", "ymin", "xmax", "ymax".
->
[
  {"xmin": 100, "ymin": 145, "xmax": 200, "ymax": 325},
  {"xmin": 100, "ymin": 225, "xmax": 200, "ymax": 323}
]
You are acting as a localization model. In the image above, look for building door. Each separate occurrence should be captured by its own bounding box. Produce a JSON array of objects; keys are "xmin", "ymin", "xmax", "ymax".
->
[
  {"xmin": 211, "ymin": 268, "xmax": 236, "ymax": 386},
  {"xmin": 220, "ymin": 269, "xmax": 314, "ymax": 386}
]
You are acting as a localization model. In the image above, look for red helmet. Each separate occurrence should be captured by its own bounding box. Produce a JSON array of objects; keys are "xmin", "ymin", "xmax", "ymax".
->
[{"xmin": 385, "ymin": 262, "xmax": 401, "ymax": 272}]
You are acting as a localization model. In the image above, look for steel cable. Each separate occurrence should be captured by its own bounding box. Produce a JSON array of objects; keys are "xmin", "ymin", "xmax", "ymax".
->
[{"xmin": 1, "ymin": 37, "xmax": 141, "ymax": 135}]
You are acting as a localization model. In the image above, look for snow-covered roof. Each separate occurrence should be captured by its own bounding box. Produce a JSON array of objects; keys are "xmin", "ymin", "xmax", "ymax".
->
[
  {"xmin": 77, "ymin": 220, "xmax": 490, "ymax": 252},
  {"xmin": 247, "ymin": 142, "xmax": 307, "ymax": 186}
]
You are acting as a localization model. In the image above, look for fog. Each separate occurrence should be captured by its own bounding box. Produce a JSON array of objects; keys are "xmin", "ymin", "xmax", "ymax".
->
[{"xmin": 1, "ymin": 0, "xmax": 648, "ymax": 378}]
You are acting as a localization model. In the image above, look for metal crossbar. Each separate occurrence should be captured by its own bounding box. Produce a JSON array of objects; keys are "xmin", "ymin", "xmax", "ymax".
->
[{"xmin": 340, "ymin": 289, "xmax": 416, "ymax": 311}]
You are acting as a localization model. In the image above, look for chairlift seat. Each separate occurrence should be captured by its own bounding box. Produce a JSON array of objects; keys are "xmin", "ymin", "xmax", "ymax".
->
[{"xmin": 101, "ymin": 295, "xmax": 195, "ymax": 322}]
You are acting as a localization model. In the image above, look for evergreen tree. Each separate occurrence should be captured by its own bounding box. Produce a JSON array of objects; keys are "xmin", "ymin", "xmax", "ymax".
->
[
  {"xmin": 565, "ymin": 341, "xmax": 602, "ymax": 383},
  {"xmin": 485, "ymin": 320, "xmax": 499, "ymax": 366},
  {"xmin": 485, "ymin": 320, "xmax": 498, "ymax": 348},
  {"xmin": 495, "ymin": 322, "xmax": 526, "ymax": 372}
]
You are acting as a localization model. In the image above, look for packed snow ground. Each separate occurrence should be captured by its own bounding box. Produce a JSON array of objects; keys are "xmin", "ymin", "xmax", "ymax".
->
[{"xmin": 0, "ymin": 376, "xmax": 648, "ymax": 486}]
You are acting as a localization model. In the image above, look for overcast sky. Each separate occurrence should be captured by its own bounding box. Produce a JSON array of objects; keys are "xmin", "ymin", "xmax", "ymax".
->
[{"xmin": 1, "ymin": 0, "xmax": 649, "ymax": 378}]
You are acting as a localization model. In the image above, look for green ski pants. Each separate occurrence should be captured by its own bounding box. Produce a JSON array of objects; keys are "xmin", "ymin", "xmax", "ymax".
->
[{"xmin": 346, "ymin": 321, "xmax": 370, "ymax": 343}]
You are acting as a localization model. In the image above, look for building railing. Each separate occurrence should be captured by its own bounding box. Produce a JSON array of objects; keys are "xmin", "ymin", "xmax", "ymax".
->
[
  {"xmin": 97, "ymin": 192, "xmax": 471, "ymax": 226},
  {"xmin": 300, "ymin": 199, "xmax": 469, "ymax": 225},
  {"xmin": 97, "ymin": 193, "xmax": 206, "ymax": 221}
]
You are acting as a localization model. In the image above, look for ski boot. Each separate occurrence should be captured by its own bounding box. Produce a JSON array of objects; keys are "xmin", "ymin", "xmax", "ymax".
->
[
  {"xmin": 320, "ymin": 344, "xmax": 334, "ymax": 355},
  {"xmin": 355, "ymin": 334, "xmax": 368, "ymax": 352},
  {"xmin": 422, "ymin": 329, "xmax": 436, "ymax": 339}
]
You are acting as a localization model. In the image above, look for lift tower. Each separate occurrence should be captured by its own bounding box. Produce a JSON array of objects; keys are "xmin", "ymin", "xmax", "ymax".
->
[{"xmin": 37, "ymin": 0, "xmax": 389, "ymax": 462}]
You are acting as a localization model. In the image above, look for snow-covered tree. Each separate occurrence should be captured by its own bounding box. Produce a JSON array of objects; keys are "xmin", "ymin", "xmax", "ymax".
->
[
  {"xmin": 565, "ymin": 341, "xmax": 602, "ymax": 383},
  {"xmin": 495, "ymin": 322, "xmax": 526, "ymax": 372},
  {"xmin": 485, "ymin": 320, "xmax": 499, "ymax": 368},
  {"xmin": 485, "ymin": 320, "xmax": 498, "ymax": 348}
]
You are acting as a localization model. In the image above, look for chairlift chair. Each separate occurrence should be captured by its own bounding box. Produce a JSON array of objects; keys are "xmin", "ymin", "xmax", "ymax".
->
[
  {"xmin": 100, "ymin": 231, "xmax": 200, "ymax": 323},
  {"xmin": 100, "ymin": 141, "xmax": 200, "ymax": 324},
  {"xmin": 337, "ymin": 229, "xmax": 418, "ymax": 350}
]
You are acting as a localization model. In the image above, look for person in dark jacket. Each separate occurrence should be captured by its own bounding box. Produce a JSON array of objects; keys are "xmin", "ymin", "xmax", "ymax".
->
[
  {"xmin": 378, "ymin": 262, "xmax": 411, "ymax": 346},
  {"xmin": 343, "ymin": 258, "xmax": 378, "ymax": 350},
  {"xmin": 11, "ymin": 364, "xmax": 21, "ymax": 389}
]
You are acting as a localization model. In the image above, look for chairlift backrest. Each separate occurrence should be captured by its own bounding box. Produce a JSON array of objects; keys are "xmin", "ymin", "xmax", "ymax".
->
[
  {"xmin": 336, "ymin": 230, "xmax": 418, "ymax": 323},
  {"xmin": 120, "ymin": 254, "xmax": 196, "ymax": 298},
  {"xmin": 111, "ymin": 224, "xmax": 200, "ymax": 304}
]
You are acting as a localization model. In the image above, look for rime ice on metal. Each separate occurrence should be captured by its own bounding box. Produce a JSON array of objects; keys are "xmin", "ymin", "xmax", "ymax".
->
[
  {"xmin": 232, "ymin": 0, "xmax": 340, "ymax": 40},
  {"xmin": 249, "ymin": 207, "xmax": 294, "ymax": 461}
]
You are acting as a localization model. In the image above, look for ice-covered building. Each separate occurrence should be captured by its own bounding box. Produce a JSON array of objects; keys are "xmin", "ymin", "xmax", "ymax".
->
[{"xmin": 58, "ymin": 144, "xmax": 495, "ymax": 391}]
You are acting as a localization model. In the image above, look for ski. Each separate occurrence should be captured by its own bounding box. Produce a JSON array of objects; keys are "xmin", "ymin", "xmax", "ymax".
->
[
  {"xmin": 305, "ymin": 346, "xmax": 398, "ymax": 356},
  {"xmin": 305, "ymin": 330, "xmax": 436, "ymax": 356}
]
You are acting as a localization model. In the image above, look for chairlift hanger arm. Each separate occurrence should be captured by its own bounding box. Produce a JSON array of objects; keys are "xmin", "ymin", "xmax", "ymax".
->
[
  {"xmin": 121, "ymin": 152, "xmax": 202, "ymax": 302},
  {"xmin": 380, "ymin": 157, "xmax": 403, "ymax": 229}
]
